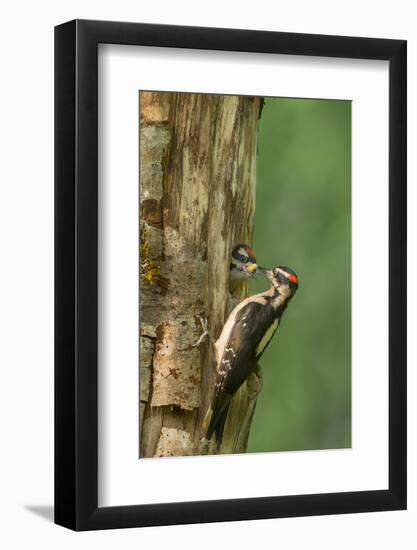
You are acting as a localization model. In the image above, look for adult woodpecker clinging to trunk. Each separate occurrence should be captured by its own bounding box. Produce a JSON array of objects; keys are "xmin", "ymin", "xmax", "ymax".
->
[{"xmin": 204, "ymin": 265, "xmax": 299, "ymax": 448}]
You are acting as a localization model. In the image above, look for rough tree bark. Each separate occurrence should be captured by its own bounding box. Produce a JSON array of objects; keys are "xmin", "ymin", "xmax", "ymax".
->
[{"xmin": 139, "ymin": 91, "xmax": 263, "ymax": 457}]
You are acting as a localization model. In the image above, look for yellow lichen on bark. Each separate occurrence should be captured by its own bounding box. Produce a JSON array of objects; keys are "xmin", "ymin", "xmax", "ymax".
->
[{"xmin": 139, "ymin": 91, "xmax": 262, "ymax": 457}]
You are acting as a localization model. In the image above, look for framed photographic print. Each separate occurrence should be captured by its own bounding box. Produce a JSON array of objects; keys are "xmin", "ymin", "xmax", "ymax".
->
[{"xmin": 55, "ymin": 20, "xmax": 406, "ymax": 530}]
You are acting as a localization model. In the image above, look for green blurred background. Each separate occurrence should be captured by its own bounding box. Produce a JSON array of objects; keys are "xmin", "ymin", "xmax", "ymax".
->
[{"xmin": 247, "ymin": 97, "xmax": 351, "ymax": 453}]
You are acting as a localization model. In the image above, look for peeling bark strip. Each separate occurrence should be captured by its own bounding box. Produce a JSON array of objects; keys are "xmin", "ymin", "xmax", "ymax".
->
[
  {"xmin": 154, "ymin": 427, "xmax": 194, "ymax": 457},
  {"xmin": 139, "ymin": 91, "xmax": 262, "ymax": 457}
]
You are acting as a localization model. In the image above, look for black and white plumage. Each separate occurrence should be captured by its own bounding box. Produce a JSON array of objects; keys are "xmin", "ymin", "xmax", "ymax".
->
[{"xmin": 205, "ymin": 265, "xmax": 299, "ymax": 447}]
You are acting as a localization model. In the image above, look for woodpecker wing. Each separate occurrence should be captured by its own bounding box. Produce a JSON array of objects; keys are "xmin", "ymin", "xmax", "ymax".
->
[
  {"xmin": 217, "ymin": 300, "xmax": 278, "ymax": 395},
  {"xmin": 206, "ymin": 301, "xmax": 279, "ymax": 443}
]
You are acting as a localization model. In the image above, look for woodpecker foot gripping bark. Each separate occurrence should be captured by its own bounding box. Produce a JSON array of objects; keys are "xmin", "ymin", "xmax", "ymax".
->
[{"xmin": 192, "ymin": 315, "xmax": 213, "ymax": 347}]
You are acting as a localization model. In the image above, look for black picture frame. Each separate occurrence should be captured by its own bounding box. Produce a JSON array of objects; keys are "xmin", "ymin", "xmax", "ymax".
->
[{"xmin": 55, "ymin": 19, "xmax": 407, "ymax": 531}]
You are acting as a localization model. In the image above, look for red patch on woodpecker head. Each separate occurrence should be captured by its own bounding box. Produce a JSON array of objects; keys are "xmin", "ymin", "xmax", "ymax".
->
[{"xmin": 287, "ymin": 273, "xmax": 298, "ymax": 284}]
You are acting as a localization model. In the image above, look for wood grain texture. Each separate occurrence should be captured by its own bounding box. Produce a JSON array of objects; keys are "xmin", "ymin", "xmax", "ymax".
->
[{"xmin": 139, "ymin": 91, "xmax": 262, "ymax": 457}]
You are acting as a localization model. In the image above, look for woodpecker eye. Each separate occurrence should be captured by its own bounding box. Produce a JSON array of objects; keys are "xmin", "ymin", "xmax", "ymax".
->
[
  {"xmin": 235, "ymin": 248, "xmax": 249, "ymax": 263},
  {"xmin": 273, "ymin": 266, "xmax": 298, "ymax": 284}
]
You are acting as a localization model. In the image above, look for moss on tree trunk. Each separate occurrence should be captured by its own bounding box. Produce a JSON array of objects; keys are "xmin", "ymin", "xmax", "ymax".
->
[{"xmin": 139, "ymin": 91, "xmax": 263, "ymax": 457}]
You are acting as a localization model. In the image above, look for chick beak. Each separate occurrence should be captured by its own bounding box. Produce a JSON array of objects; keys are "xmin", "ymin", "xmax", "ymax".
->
[{"xmin": 246, "ymin": 263, "xmax": 257, "ymax": 274}]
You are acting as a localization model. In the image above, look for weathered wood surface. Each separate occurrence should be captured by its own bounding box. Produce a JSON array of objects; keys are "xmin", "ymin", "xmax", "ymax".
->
[{"xmin": 139, "ymin": 91, "xmax": 263, "ymax": 457}]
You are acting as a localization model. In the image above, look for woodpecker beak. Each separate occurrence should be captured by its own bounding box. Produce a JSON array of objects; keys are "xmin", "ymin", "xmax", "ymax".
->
[
  {"xmin": 258, "ymin": 267, "xmax": 274, "ymax": 281},
  {"xmin": 246, "ymin": 263, "xmax": 257, "ymax": 274}
]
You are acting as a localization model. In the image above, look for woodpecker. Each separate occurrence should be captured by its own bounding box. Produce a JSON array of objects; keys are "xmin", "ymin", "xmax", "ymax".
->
[
  {"xmin": 229, "ymin": 244, "xmax": 258, "ymax": 285},
  {"xmin": 204, "ymin": 265, "xmax": 299, "ymax": 447},
  {"xmin": 192, "ymin": 244, "xmax": 259, "ymax": 349}
]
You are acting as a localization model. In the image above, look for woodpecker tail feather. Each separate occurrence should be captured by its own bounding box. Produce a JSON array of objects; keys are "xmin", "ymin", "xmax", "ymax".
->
[
  {"xmin": 203, "ymin": 396, "xmax": 231, "ymax": 449},
  {"xmin": 212, "ymin": 406, "xmax": 229, "ymax": 448}
]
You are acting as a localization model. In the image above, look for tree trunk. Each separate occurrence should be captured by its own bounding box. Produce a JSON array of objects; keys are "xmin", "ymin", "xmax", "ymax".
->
[{"xmin": 139, "ymin": 91, "xmax": 263, "ymax": 457}]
